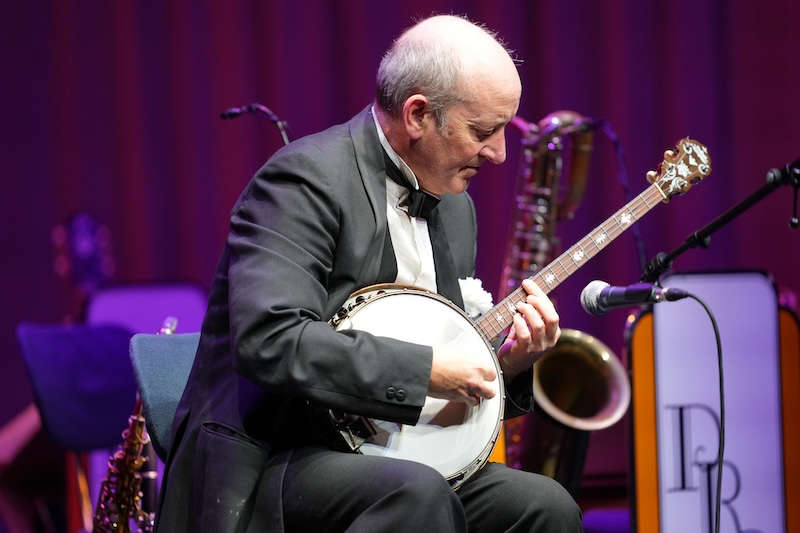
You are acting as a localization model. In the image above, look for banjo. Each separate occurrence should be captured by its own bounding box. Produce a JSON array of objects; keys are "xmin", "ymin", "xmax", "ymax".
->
[{"xmin": 327, "ymin": 138, "xmax": 711, "ymax": 489}]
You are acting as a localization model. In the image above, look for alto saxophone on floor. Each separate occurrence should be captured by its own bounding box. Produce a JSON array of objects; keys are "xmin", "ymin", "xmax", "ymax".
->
[
  {"xmin": 92, "ymin": 397, "xmax": 156, "ymax": 533},
  {"xmin": 92, "ymin": 319, "xmax": 176, "ymax": 532},
  {"xmin": 500, "ymin": 111, "xmax": 631, "ymax": 495}
]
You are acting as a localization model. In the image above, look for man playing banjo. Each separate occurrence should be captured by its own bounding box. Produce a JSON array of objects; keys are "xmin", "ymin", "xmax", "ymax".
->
[{"xmin": 157, "ymin": 14, "xmax": 582, "ymax": 533}]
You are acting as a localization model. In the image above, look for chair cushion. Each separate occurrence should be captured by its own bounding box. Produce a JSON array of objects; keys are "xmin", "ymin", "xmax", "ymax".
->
[{"xmin": 129, "ymin": 333, "xmax": 200, "ymax": 460}]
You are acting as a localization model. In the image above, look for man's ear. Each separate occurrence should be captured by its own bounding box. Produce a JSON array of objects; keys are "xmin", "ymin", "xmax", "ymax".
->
[{"xmin": 401, "ymin": 95, "xmax": 429, "ymax": 140}]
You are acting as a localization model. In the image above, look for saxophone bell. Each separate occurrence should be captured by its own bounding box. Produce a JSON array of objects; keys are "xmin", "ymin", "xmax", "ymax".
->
[{"xmin": 533, "ymin": 329, "xmax": 630, "ymax": 432}]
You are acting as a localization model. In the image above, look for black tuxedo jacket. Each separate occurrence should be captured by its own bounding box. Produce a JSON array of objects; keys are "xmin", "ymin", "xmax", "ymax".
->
[{"xmin": 156, "ymin": 107, "xmax": 533, "ymax": 532}]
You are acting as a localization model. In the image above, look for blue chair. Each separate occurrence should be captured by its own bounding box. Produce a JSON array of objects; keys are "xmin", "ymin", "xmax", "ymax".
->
[
  {"xmin": 128, "ymin": 332, "xmax": 199, "ymax": 460},
  {"xmin": 83, "ymin": 283, "xmax": 206, "ymax": 498}
]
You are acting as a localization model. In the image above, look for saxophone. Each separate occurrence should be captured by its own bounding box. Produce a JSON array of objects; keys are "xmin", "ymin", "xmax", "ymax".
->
[
  {"xmin": 500, "ymin": 111, "xmax": 631, "ymax": 495},
  {"xmin": 93, "ymin": 319, "xmax": 176, "ymax": 532},
  {"xmin": 92, "ymin": 398, "xmax": 155, "ymax": 533}
]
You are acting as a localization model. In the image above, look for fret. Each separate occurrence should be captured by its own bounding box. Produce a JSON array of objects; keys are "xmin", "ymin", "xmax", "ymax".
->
[
  {"xmin": 505, "ymin": 300, "xmax": 516, "ymax": 315},
  {"xmin": 480, "ymin": 308, "xmax": 495, "ymax": 329},
  {"xmin": 490, "ymin": 311, "xmax": 505, "ymax": 332},
  {"xmin": 492, "ymin": 310, "xmax": 505, "ymax": 332},
  {"xmin": 484, "ymin": 317, "xmax": 501, "ymax": 339},
  {"xmin": 591, "ymin": 229, "xmax": 609, "ymax": 249},
  {"xmin": 478, "ymin": 321, "xmax": 495, "ymax": 339},
  {"xmin": 491, "ymin": 307, "xmax": 507, "ymax": 331},
  {"xmin": 509, "ymin": 289, "xmax": 524, "ymax": 306},
  {"xmin": 647, "ymin": 185, "xmax": 664, "ymax": 206},
  {"xmin": 480, "ymin": 298, "xmax": 509, "ymax": 336},
  {"xmin": 551, "ymin": 265, "xmax": 564, "ymax": 282},
  {"xmin": 479, "ymin": 315, "xmax": 494, "ymax": 335},
  {"xmin": 492, "ymin": 310, "xmax": 505, "ymax": 330},
  {"xmin": 569, "ymin": 243, "xmax": 587, "ymax": 265},
  {"xmin": 541, "ymin": 270, "xmax": 557, "ymax": 288},
  {"xmin": 616, "ymin": 210, "xmax": 634, "ymax": 227},
  {"xmin": 550, "ymin": 261, "xmax": 565, "ymax": 283},
  {"xmin": 555, "ymin": 256, "xmax": 571, "ymax": 277}
]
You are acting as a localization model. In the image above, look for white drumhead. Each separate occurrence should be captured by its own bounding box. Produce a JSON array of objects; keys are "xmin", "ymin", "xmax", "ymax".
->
[{"xmin": 338, "ymin": 289, "xmax": 503, "ymax": 483}]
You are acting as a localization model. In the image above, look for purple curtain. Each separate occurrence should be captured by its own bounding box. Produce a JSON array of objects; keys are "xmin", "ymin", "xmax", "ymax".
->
[{"xmin": 2, "ymin": 0, "xmax": 799, "ymax": 477}]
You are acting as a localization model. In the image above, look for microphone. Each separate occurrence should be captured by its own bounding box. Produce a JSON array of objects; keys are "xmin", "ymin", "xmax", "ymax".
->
[
  {"xmin": 766, "ymin": 157, "xmax": 800, "ymax": 184},
  {"xmin": 220, "ymin": 106, "xmax": 246, "ymax": 119},
  {"xmin": 220, "ymin": 103, "xmax": 282, "ymax": 122},
  {"xmin": 219, "ymin": 103, "xmax": 291, "ymax": 146},
  {"xmin": 580, "ymin": 280, "xmax": 688, "ymax": 316}
]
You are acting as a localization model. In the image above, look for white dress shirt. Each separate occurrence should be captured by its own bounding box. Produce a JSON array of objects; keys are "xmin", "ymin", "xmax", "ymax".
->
[{"xmin": 371, "ymin": 107, "xmax": 437, "ymax": 293}]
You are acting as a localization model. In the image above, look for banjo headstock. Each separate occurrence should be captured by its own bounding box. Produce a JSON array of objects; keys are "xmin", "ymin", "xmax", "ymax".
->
[{"xmin": 647, "ymin": 138, "xmax": 711, "ymax": 202}]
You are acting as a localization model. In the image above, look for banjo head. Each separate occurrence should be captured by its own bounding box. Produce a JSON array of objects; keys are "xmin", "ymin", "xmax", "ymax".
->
[{"xmin": 335, "ymin": 286, "xmax": 505, "ymax": 488}]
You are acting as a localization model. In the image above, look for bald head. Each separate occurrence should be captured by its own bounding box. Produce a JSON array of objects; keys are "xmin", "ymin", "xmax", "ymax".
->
[
  {"xmin": 376, "ymin": 15, "xmax": 520, "ymax": 129},
  {"xmin": 405, "ymin": 16, "xmax": 517, "ymax": 84}
]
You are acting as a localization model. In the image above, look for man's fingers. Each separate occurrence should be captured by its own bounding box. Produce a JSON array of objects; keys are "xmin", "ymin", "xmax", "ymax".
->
[
  {"xmin": 468, "ymin": 380, "xmax": 496, "ymax": 400},
  {"xmin": 551, "ymin": 325, "xmax": 562, "ymax": 344},
  {"xmin": 520, "ymin": 279, "xmax": 559, "ymax": 341},
  {"xmin": 523, "ymin": 292, "xmax": 559, "ymax": 325},
  {"xmin": 515, "ymin": 302, "xmax": 544, "ymax": 337},
  {"xmin": 478, "ymin": 365, "xmax": 498, "ymax": 382},
  {"xmin": 521, "ymin": 278, "xmax": 546, "ymax": 297},
  {"xmin": 511, "ymin": 312, "xmax": 531, "ymax": 342},
  {"xmin": 512, "ymin": 301, "xmax": 561, "ymax": 353}
]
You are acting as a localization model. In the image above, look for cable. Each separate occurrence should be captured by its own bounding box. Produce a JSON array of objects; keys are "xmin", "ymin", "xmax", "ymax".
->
[
  {"xmin": 687, "ymin": 293, "xmax": 725, "ymax": 533},
  {"xmin": 594, "ymin": 119, "xmax": 649, "ymax": 273}
]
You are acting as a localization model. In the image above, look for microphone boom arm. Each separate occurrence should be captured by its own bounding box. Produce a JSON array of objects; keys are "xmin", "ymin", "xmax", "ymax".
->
[
  {"xmin": 220, "ymin": 102, "xmax": 291, "ymax": 146},
  {"xmin": 641, "ymin": 157, "xmax": 800, "ymax": 283}
]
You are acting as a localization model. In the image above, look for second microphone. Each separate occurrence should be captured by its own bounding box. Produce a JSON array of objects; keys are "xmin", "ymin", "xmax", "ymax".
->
[{"xmin": 580, "ymin": 280, "xmax": 688, "ymax": 316}]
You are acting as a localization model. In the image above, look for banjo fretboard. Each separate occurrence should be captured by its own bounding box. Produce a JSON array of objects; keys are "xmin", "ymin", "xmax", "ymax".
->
[{"xmin": 475, "ymin": 136, "xmax": 711, "ymax": 342}]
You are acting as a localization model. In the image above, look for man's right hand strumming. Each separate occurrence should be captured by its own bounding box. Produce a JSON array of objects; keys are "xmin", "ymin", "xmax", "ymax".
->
[{"xmin": 428, "ymin": 336, "xmax": 497, "ymax": 406}]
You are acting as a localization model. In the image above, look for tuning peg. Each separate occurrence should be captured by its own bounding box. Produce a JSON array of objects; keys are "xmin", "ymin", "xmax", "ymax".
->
[
  {"xmin": 646, "ymin": 170, "xmax": 658, "ymax": 184},
  {"xmin": 663, "ymin": 150, "xmax": 675, "ymax": 159}
]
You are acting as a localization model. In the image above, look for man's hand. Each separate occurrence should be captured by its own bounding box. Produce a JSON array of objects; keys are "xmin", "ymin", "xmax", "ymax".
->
[
  {"xmin": 428, "ymin": 334, "xmax": 497, "ymax": 406},
  {"xmin": 498, "ymin": 279, "xmax": 561, "ymax": 379}
]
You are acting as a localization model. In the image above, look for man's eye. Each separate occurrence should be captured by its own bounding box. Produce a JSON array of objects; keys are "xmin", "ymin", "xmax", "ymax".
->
[{"xmin": 475, "ymin": 129, "xmax": 494, "ymax": 141}]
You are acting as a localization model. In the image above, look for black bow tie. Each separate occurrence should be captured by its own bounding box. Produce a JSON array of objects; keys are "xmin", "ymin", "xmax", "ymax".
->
[
  {"xmin": 383, "ymin": 153, "xmax": 440, "ymax": 219},
  {"xmin": 380, "ymin": 151, "xmax": 463, "ymax": 309},
  {"xmin": 405, "ymin": 188, "xmax": 440, "ymax": 219}
]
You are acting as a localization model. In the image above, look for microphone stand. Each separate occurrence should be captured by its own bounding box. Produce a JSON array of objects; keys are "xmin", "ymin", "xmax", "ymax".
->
[
  {"xmin": 641, "ymin": 157, "xmax": 800, "ymax": 283},
  {"xmin": 220, "ymin": 103, "xmax": 291, "ymax": 146},
  {"xmin": 633, "ymin": 159, "xmax": 798, "ymax": 533}
]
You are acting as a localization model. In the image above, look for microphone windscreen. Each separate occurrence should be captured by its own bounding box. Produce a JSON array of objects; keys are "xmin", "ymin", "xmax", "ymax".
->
[
  {"xmin": 580, "ymin": 280, "xmax": 609, "ymax": 316},
  {"xmin": 220, "ymin": 108, "xmax": 242, "ymax": 120}
]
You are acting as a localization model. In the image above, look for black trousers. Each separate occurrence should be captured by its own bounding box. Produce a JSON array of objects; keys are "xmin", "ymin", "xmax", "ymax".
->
[{"xmin": 282, "ymin": 447, "xmax": 582, "ymax": 533}]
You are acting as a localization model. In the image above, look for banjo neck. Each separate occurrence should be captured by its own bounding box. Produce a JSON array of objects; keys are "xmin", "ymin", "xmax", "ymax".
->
[
  {"xmin": 475, "ymin": 132, "xmax": 712, "ymax": 343},
  {"xmin": 475, "ymin": 183, "xmax": 665, "ymax": 341}
]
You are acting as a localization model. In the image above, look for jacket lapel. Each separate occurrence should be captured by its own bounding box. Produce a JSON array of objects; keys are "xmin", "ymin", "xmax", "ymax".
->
[{"xmin": 347, "ymin": 106, "xmax": 391, "ymax": 288}]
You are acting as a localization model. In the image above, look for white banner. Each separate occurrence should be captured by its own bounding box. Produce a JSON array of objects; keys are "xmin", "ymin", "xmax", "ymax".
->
[{"xmin": 654, "ymin": 272, "xmax": 784, "ymax": 533}]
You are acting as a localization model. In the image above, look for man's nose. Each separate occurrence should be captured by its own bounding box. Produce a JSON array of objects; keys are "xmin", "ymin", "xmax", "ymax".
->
[{"xmin": 479, "ymin": 130, "xmax": 506, "ymax": 164}]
